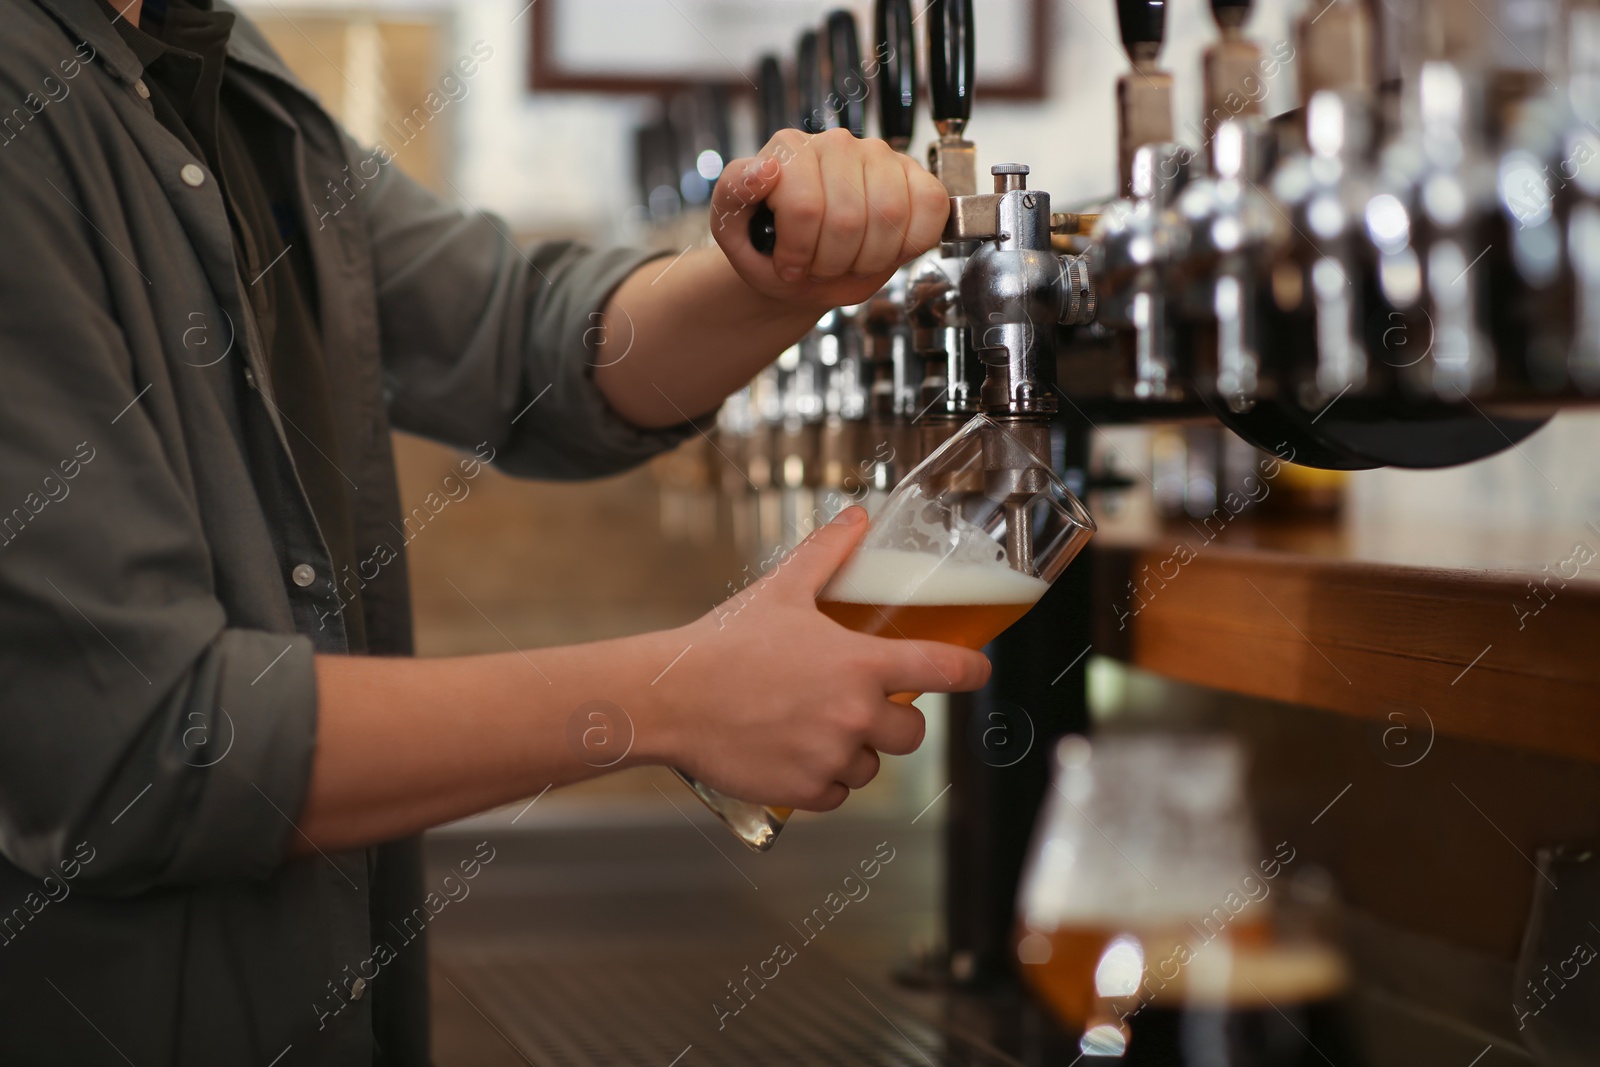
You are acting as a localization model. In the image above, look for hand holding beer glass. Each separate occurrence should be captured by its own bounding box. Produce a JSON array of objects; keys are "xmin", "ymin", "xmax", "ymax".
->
[{"xmin": 675, "ymin": 415, "xmax": 1096, "ymax": 850}]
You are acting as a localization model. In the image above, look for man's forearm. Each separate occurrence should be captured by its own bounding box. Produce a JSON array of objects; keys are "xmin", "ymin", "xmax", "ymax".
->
[
  {"xmin": 294, "ymin": 630, "xmax": 684, "ymax": 853},
  {"xmin": 592, "ymin": 245, "xmax": 824, "ymax": 429},
  {"xmin": 291, "ymin": 509, "xmax": 991, "ymax": 854}
]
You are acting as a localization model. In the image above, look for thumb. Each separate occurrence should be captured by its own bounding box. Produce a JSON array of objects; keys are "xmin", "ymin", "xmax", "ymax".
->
[{"xmin": 771, "ymin": 506, "xmax": 870, "ymax": 597}]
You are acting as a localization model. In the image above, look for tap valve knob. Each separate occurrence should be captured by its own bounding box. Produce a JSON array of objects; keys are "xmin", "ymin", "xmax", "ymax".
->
[{"xmin": 992, "ymin": 162, "xmax": 1029, "ymax": 192}]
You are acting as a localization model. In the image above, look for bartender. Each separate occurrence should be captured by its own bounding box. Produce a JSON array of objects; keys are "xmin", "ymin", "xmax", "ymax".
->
[{"xmin": 0, "ymin": 0, "xmax": 986, "ymax": 1063}]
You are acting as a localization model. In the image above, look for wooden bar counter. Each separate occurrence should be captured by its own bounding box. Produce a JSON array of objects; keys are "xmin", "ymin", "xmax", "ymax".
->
[{"xmin": 1091, "ymin": 514, "xmax": 1600, "ymax": 764}]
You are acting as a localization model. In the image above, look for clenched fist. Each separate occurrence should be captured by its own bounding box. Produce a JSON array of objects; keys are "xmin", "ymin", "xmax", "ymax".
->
[
  {"xmin": 650, "ymin": 506, "xmax": 990, "ymax": 811},
  {"xmin": 711, "ymin": 127, "xmax": 951, "ymax": 310}
]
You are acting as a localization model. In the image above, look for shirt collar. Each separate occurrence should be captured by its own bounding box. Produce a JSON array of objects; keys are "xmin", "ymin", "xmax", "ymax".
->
[
  {"xmin": 93, "ymin": 0, "xmax": 170, "ymax": 71},
  {"xmin": 31, "ymin": 0, "xmax": 148, "ymax": 85}
]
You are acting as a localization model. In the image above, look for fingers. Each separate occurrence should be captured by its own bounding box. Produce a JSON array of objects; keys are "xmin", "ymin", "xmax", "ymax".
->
[
  {"xmin": 900, "ymin": 156, "xmax": 952, "ymax": 260},
  {"xmin": 875, "ymin": 638, "xmax": 992, "ymax": 697},
  {"xmin": 836, "ymin": 746, "xmax": 881, "ymax": 790},
  {"xmin": 811, "ymin": 131, "xmax": 868, "ymax": 277},
  {"xmin": 770, "ymin": 505, "xmax": 869, "ymax": 596},
  {"xmin": 862, "ymin": 701, "xmax": 926, "ymax": 757},
  {"xmin": 764, "ymin": 131, "xmax": 825, "ymax": 283},
  {"xmin": 857, "ymin": 148, "xmax": 913, "ymax": 274},
  {"xmin": 736, "ymin": 129, "xmax": 945, "ymax": 281},
  {"xmin": 804, "ymin": 782, "xmax": 851, "ymax": 812}
]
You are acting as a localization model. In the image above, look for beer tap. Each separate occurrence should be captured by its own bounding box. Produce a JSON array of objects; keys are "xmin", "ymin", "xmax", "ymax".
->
[
  {"xmin": 908, "ymin": 0, "xmax": 984, "ymax": 468},
  {"xmin": 1169, "ymin": 0, "xmax": 1283, "ymax": 412},
  {"xmin": 1563, "ymin": 0, "xmax": 1600, "ymax": 392},
  {"xmin": 940, "ymin": 155, "xmax": 1095, "ymax": 569},
  {"xmin": 1201, "ymin": 0, "xmax": 1264, "ymax": 168},
  {"xmin": 1093, "ymin": 0, "xmax": 1190, "ymax": 402},
  {"xmin": 1113, "ymin": 0, "xmax": 1176, "ymax": 198},
  {"xmin": 1251, "ymin": 0, "xmax": 1547, "ymax": 466},
  {"xmin": 857, "ymin": 0, "xmax": 925, "ymax": 500},
  {"xmin": 1364, "ymin": 10, "xmax": 1501, "ymax": 400},
  {"xmin": 923, "ymin": 0, "xmax": 1091, "ymax": 564},
  {"xmin": 1269, "ymin": 0, "xmax": 1381, "ymax": 404},
  {"xmin": 1478, "ymin": 0, "xmax": 1587, "ymax": 398}
]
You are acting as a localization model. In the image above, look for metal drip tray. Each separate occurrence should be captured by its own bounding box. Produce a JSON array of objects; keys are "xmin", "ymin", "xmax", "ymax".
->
[{"xmin": 440, "ymin": 948, "xmax": 1023, "ymax": 1067}]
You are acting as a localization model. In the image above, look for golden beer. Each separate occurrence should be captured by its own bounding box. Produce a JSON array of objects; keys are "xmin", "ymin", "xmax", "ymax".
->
[
  {"xmin": 817, "ymin": 547, "xmax": 1050, "ymax": 656},
  {"xmin": 1019, "ymin": 924, "xmax": 1354, "ymax": 1064},
  {"xmin": 1016, "ymin": 919, "xmax": 1274, "ymax": 1030}
]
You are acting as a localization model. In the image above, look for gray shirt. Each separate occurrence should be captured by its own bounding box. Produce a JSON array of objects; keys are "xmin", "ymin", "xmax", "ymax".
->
[{"xmin": 0, "ymin": 1, "xmax": 688, "ymax": 1062}]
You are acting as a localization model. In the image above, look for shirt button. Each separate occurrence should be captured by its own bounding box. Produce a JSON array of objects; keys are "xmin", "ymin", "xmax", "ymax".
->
[
  {"xmin": 242, "ymin": 366, "xmax": 257, "ymax": 390},
  {"xmin": 350, "ymin": 977, "xmax": 368, "ymax": 1001},
  {"xmin": 291, "ymin": 563, "xmax": 316, "ymax": 588},
  {"xmin": 134, "ymin": 79, "xmax": 150, "ymax": 100},
  {"xmin": 180, "ymin": 163, "xmax": 206, "ymax": 188}
]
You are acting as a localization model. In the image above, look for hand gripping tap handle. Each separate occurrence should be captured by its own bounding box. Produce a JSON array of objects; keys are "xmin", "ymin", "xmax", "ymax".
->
[
  {"xmin": 748, "ymin": 13, "xmax": 867, "ymax": 256},
  {"xmin": 875, "ymin": 0, "xmax": 918, "ymax": 151}
]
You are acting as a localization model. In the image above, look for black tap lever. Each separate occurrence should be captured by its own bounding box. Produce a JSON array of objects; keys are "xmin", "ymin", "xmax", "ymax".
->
[
  {"xmin": 797, "ymin": 29, "xmax": 826, "ymax": 133},
  {"xmin": 756, "ymin": 53, "xmax": 788, "ymax": 145},
  {"xmin": 826, "ymin": 10, "xmax": 866, "ymax": 138},
  {"xmin": 927, "ymin": 0, "xmax": 973, "ymax": 135},
  {"xmin": 751, "ymin": 28, "xmax": 825, "ymax": 255},
  {"xmin": 1117, "ymin": 0, "xmax": 1167, "ymax": 64},
  {"xmin": 1113, "ymin": 0, "xmax": 1176, "ymax": 195},
  {"xmin": 874, "ymin": 0, "xmax": 917, "ymax": 151},
  {"xmin": 748, "ymin": 53, "xmax": 787, "ymax": 254}
]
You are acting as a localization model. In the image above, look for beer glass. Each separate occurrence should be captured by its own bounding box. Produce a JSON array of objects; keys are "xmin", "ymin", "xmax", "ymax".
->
[
  {"xmin": 1016, "ymin": 735, "xmax": 1362, "ymax": 1064},
  {"xmin": 675, "ymin": 415, "xmax": 1095, "ymax": 850}
]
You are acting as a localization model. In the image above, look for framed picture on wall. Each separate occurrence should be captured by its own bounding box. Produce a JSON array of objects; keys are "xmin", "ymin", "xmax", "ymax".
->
[{"xmin": 527, "ymin": 0, "xmax": 1049, "ymax": 100}]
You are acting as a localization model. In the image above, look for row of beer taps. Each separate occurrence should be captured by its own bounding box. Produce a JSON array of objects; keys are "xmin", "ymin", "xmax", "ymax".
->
[
  {"xmin": 706, "ymin": 0, "xmax": 1025, "ymax": 554},
  {"xmin": 645, "ymin": 0, "xmax": 1600, "ymax": 549}
]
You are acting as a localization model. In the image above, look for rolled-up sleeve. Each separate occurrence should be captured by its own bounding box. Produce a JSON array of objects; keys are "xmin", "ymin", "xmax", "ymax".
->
[
  {"xmin": 357, "ymin": 137, "xmax": 707, "ymax": 479},
  {"xmin": 0, "ymin": 129, "xmax": 316, "ymax": 894}
]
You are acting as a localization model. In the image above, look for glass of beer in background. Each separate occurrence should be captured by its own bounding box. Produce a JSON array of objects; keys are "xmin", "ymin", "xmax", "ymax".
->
[
  {"xmin": 1016, "ymin": 735, "xmax": 1363, "ymax": 1065},
  {"xmin": 676, "ymin": 415, "xmax": 1096, "ymax": 850}
]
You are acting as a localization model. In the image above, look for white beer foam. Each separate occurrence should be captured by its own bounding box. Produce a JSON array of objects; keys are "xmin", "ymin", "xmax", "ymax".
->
[{"xmin": 820, "ymin": 548, "xmax": 1050, "ymax": 606}]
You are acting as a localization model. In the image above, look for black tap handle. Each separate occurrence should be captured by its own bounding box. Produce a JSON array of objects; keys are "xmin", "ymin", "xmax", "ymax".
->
[
  {"xmin": 926, "ymin": 0, "xmax": 973, "ymax": 128},
  {"xmin": 756, "ymin": 54, "xmax": 788, "ymax": 144},
  {"xmin": 874, "ymin": 0, "xmax": 917, "ymax": 149},
  {"xmin": 1118, "ymin": 0, "xmax": 1167, "ymax": 58},
  {"xmin": 797, "ymin": 29, "xmax": 827, "ymax": 133},
  {"xmin": 749, "ymin": 204, "xmax": 777, "ymax": 255},
  {"xmin": 826, "ymin": 10, "xmax": 866, "ymax": 137},
  {"xmin": 1209, "ymin": 0, "xmax": 1251, "ymax": 25}
]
